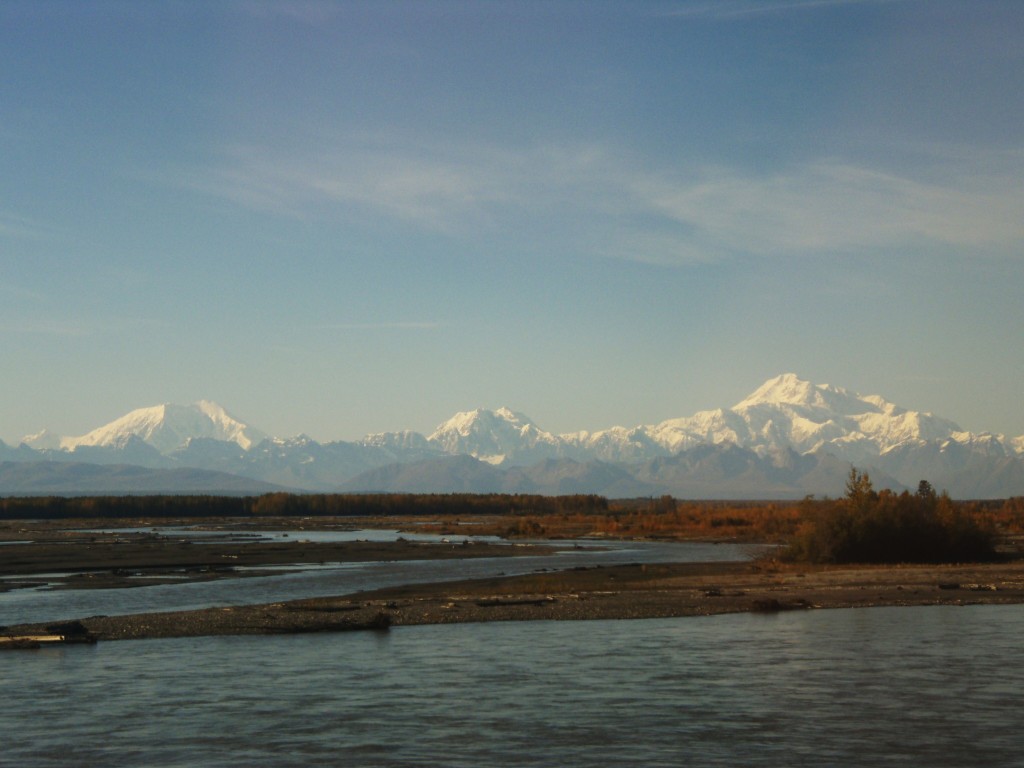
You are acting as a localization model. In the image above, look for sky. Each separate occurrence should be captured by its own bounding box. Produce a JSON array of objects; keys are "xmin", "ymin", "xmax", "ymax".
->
[{"xmin": 2, "ymin": 0, "xmax": 1022, "ymax": 443}]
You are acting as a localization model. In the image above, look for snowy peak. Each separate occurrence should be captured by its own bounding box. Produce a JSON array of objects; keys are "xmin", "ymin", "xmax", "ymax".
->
[
  {"xmin": 427, "ymin": 407, "xmax": 560, "ymax": 464},
  {"xmin": 13, "ymin": 375, "xmax": 1023, "ymax": 498},
  {"xmin": 193, "ymin": 400, "xmax": 256, "ymax": 440},
  {"xmin": 56, "ymin": 401, "xmax": 267, "ymax": 454},
  {"xmin": 429, "ymin": 406, "xmax": 536, "ymax": 438},
  {"xmin": 20, "ymin": 428, "xmax": 62, "ymax": 450},
  {"xmin": 734, "ymin": 372, "xmax": 819, "ymax": 408},
  {"xmin": 733, "ymin": 373, "xmax": 880, "ymax": 415},
  {"xmin": 655, "ymin": 373, "xmax": 961, "ymax": 456},
  {"xmin": 71, "ymin": 404, "xmax": 170, "ymax": 450},
  {"xmin": 416, "ymin": 375, "xmax": 1009, "ymax": 469}
]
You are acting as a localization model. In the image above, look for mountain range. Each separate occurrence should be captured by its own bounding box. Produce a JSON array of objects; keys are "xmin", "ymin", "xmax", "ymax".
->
[{"xmin": 3, "ymin": 374, "xmax": 1022, "ymax": 498}]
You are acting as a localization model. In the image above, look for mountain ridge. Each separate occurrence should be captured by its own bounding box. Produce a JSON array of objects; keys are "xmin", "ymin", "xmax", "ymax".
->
[
  {"xmin": 8, "ymin": 374, "xmax": 1024, "ymax": 498},
  {"xmin": 23, "ymin": 401, "xmax": 267, "ymax": 453}
]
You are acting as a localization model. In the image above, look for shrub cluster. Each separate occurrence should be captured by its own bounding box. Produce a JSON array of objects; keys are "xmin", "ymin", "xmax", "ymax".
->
[
  {"xmin": 784, "ymin": 471, "xmax": 996, "ymax": 564},
  {"xmin": 581, "ymin": 498, "xmax": 802, "ymax": 541}
]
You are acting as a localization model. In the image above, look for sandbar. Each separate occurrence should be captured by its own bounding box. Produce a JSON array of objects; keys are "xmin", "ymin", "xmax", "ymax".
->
[{"xmin": 6, "ymin": 557, "xmax": 1024, "ymax": 642}]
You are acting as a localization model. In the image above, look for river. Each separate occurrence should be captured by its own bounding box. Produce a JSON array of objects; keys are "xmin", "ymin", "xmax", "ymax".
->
[
  {"xmin": 3, "ymin": 604, "xmax": 1023, "ymax": 766},
  {"xmin": 0, "ymin": 530, "xmax": 754, "ymax": 626}
]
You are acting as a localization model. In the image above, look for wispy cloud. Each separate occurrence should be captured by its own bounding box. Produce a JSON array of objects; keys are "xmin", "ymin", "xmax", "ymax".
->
[
  {"xmin": 634, "ymin": 160, "xmax": 1024, "ymax": 259},
  {"xmin": 174, "ymin": 135, "xmax": 1024, "ymax": 267},
  {"xmin": 180, "ymin": 141, "xmax": 513, "ymax": 232},
  {"xmin": 177, "ymin": 139, "xmax": 623, "ymax": 233}
]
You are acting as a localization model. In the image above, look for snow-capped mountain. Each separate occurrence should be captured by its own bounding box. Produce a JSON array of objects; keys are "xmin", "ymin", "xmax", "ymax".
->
[
  {"xmin": 8, "ymin": 374, "xmax": 1024, "ymax": 497},
  {"xmin": 24, "ymin": 401, "xmax": 267, "ymax": 454},
  {"xmin": 562, "ymin": 425, "xmax": 665, "ymax": 463},
  {"xmin": 427, "ymin": 407, "xmax": 564, "ymax": 465},
  {"xmin": 360, "ymin": 373, "xmax": 1024, "ymax": 496},
  {"xmin": 637, "ymin": 373, "xmax": 968, "ymax": 464},
  {"xmin": 362, "ymin": 429, "xmax": 434, "ymax": 455},
  {"xmin": 19, "ymin": 428, "xmax": 62, "ymax": 450},
  {"xmin": 421, "ymin": 374, "xmax": 1017, "ymax": 470}
]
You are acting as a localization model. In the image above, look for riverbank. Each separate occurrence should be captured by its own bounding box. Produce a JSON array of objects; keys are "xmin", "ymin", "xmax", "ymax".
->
[
  {"xmin": 0, "ymin": 519, "xmax": 557, "ymax": 591},
  {"xmin": 6, "ymin": 557, "xmax": 1024, "ymax": 642}
]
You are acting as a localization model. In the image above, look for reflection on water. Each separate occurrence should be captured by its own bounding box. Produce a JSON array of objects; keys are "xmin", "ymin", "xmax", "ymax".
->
[
  {"xmin": 2, "ymin": 604, "xmax": 1022, "ymax": 767},
  {"xmin": 0, "ymin": 536, "xmax": 752, "ymax": 626}
]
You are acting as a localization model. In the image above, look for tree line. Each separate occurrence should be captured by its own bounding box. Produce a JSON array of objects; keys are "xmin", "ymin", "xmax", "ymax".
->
[
  {"xmin": 2, "ymin": 482, "xmax": 1020, "ymax": 565},
  {"xmin": 0, "ymin": 492, "xmax": 609, "ymax": 520}
]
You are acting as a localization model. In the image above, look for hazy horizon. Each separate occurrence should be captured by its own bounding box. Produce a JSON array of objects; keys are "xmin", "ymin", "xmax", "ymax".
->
[{"xmin": 3, "ymin": 1, "xmax": 1022, "ymax": 443}]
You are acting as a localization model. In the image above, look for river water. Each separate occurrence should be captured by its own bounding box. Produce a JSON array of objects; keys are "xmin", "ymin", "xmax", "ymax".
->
[
  {"xmin": 4, "ymin": 533, "xmax": 1023, "ymax": 765},
  {"xmin": 3, "ymin": 605, "xmax": 1023, "ymax": 767},
  {"xmin": 0, "ymin": 532, "xmax": 753, "ymax": 626}
]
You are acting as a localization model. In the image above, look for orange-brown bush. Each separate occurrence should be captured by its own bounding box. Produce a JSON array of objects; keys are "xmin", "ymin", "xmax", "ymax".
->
[
  {"xmin": 489, "ymin": 497, "xmax": 803, "ymax": 542},
  {"xmin": 783, "ymin": 471, "xmax": 997, "ymax": 564}
]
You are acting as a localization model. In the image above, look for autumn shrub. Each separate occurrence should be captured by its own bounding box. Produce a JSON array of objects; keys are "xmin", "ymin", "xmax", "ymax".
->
[{"xmin": 784, "ymin": 471, "xmax": 996, "ymax": 564}]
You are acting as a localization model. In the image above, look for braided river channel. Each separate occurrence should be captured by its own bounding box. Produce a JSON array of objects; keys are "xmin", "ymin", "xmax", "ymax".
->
[{"xmin": 3, "ymin": 529, "xmax": 1024, "ymax": 766}]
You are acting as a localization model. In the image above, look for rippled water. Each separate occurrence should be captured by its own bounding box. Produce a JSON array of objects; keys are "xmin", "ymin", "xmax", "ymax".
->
[{"xmin": 4, "ymin": 605, "xmax": 1023, "ymax": 767}]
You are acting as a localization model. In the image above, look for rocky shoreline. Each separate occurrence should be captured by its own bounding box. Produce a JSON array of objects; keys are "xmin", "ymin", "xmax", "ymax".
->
[
  {"xmin": 0, "ymin": 520, "xmax": 556, "ymax": 592},
  {"xmin": 6, "ymin": 558, "xmax": 1024, "ymax": 643},
  {"xmin": 5, "ymin": 517, "xmax": 1024, "ymax": 643}
]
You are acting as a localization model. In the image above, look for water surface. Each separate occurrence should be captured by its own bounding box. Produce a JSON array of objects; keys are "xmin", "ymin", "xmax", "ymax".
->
[
  {"xmin": 3, "ymin": 604, "xmax": 1022, "ymax": 766},
  {"xmin": 1, "ymin": 538, "xmax": 751, "ymax": 626}
]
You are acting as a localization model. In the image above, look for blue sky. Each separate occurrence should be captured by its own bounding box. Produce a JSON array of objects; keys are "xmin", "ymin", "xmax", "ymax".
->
[{"xmin": 2, "ymin": 0, "xmax": 1022, "ymax": 442}]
